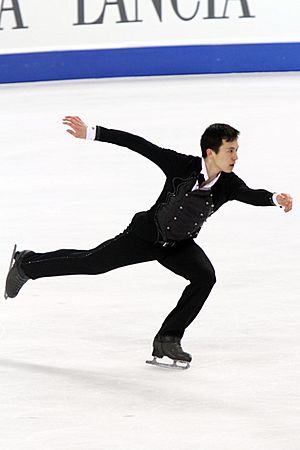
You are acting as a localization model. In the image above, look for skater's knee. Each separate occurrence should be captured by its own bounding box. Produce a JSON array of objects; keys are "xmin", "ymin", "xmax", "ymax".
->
[
  {"xmin": 192, "ymin": 266, "xmax": 216, "ymax": 287},
  {"xmin": 210, "ymin": 270, "xmax": 217, "ymax": 287},
  {"xmin": 204, "ymin": 267, "xmax": 216, "ymax": 287},
  {"xmin": 86, "ymin": 264, "xmax": 107, "ymax": 275}
]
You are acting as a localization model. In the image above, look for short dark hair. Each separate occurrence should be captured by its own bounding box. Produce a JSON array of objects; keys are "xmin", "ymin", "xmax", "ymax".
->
[{"xmin": 200, "ymin": 123, "xmax": 240, "ymax": 158}]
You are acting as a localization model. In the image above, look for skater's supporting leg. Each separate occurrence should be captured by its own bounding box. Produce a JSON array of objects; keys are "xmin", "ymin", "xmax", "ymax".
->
[{"xmin": 157, "ymin": 239, "xmax": 216, "ymax": 338}]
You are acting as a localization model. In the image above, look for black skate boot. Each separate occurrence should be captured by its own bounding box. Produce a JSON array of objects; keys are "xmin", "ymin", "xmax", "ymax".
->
[
  {"xmin": 5, "ymin": 247, "xmax": 31, "ymax": 299},
  {"xmin": 146, "ymin": 335, "xmax": 192, "ymax": 370}
]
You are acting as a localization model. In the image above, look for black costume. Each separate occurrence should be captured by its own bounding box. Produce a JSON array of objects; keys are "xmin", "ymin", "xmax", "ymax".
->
[{"xmin": 20, "ymin": 128, "xmax": 275, "ymax": 339}]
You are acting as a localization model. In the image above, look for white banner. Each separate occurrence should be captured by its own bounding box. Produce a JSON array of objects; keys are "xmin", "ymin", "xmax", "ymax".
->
[{"xmin": 0, "ymin": 0, "xmax": 300, "ymax": 54}]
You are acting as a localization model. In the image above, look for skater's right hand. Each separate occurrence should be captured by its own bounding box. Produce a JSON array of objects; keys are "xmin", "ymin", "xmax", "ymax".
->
[{"xmin": 63, "ymin": 116, "xmax": 87, "ymax": 139}]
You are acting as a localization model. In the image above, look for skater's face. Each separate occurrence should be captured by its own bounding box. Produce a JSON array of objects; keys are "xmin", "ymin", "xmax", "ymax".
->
[{"xmin": 207, "ymin": 139, "xmax": 239, "ymax": 173}]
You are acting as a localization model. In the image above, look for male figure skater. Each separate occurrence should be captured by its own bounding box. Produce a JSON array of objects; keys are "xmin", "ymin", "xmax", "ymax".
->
[{"xmin": 5, "ymin": 116, "xmax": 293, "ymax": 368}]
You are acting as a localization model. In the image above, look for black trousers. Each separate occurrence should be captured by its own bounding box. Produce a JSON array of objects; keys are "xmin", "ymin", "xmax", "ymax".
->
[{"xmin": 22, "ymin": 229, "xmax": 216, "ymax": 339}]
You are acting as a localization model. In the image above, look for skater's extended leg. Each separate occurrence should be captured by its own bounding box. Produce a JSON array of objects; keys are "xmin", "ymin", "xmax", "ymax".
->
[
  {"xmin": 157, "ymin": 239, "xmax": 216, "ymax": 339},
  {"xmin": 5, "ymin": 230, "xmax": 166, "ymax": 298},
  {"xmin": 21, "ymin": 230, "xmax": 160, "ymax": 280}
]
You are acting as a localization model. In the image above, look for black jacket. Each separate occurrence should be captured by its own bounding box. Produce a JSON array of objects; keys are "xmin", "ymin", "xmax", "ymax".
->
[{"xmin": 96, "ymin": 127, "xmax": 275, "ymax": 244}]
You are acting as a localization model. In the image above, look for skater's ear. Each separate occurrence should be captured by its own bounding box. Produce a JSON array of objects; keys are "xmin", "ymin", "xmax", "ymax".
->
[{"xmin": 205, "ymin": 148, "xmax": 216, "ymax": 159}]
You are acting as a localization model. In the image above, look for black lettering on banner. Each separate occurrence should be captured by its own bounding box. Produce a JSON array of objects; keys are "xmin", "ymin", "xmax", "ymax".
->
[
  {"xmin": 76, "ymin": 0, "xmax": 126, "ymax": 24},
  {"xmin": 136, "ymin": 0, "xmax": 199, "ymax": 23},
  {"xmin": 75, "ymin": 0, "xmax": 164, "ymax": 25},
  {"xmin": 76, "ymin": 0, "xmax": 86, "ymax": 24},
  {"xmin": 223, "ymin": 0, "xmax": 254, "ymax": 18},
  {"xmin": 96, "ymin": 0, "xmax": 129, "ymax": 24},
  {"xmin": 171, "ymin": 0, "xmax": 200, "ymax": 21},
  {"xmin": 75, "ymin": 0, "xmax": 255, "ymax": 25},
  {"xmin": 205, "ymin": 0, "xmax": 255, "ymax": 19},
  {"xmin": 76, "ymin": 0, "xmax": 141, "ymax": 25},
  {"xmin": 0, "ymin": 0, "xmax": 28, "ymax": 29},
  {"xmin": 149, "ymin": 0, "xmax": 162, "ymax": 21}
]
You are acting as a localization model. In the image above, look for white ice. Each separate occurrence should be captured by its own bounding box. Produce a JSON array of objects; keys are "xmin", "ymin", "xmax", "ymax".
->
[{"xmin": 0, "ymin": 72, "xmax": 299, "ymax": 450}]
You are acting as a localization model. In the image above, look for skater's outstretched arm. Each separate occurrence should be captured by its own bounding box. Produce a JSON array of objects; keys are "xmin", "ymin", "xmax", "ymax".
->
[
  {"xmin": 62, "ymin": 116, "xmax": 196, "ymax": 176},
  {"xmin": 228, "ymin": 173, "xmax": 293, "ymax": 212}
]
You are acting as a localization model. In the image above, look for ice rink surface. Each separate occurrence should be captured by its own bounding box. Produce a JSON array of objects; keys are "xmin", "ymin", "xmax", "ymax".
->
[{"xmin": 0, "ymin": 72, "xmax": 299, "ymax": 450}]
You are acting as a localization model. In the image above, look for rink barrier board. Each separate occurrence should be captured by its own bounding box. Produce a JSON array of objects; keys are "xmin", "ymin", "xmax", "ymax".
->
[{"xmin": 0, "ymin": 42, "xmax": 300, "ymax": 83}]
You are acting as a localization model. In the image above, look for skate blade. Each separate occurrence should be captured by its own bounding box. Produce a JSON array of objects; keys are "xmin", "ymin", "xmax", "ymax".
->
[
  {"xmin": 146, "ymin": 357, "xmax": 190, "ymax": 370},
  {"xmin": 4, "ymin": 244, "xmax": 17, "ymax": 300}
]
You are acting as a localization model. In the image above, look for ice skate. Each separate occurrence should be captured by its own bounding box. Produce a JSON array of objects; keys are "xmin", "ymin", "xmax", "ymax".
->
[
  {"xmin": 4, "ymin": 245, "xmax": 31, "ymax": 299},
  {"xmin": 146, "ymin": 335, "xmax": 192, "ymax": 370}
]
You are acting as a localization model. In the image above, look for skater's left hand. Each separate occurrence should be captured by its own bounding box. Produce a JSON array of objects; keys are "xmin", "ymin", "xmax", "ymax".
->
[
  {"xmin": 276, "ymin": 193, "xmax": 293, "ymax": 213},
  {"xmin": 63, "ymin": 116, "xmax": 87, "ymax": 139}
]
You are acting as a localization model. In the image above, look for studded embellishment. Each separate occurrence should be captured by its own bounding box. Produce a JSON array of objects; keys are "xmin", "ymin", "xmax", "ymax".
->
[{"xmin": 156, "ymin": 183, "xmax": 212, "ymax": 243}]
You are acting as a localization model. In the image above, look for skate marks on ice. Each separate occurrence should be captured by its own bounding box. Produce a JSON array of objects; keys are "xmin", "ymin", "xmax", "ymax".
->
[
  {"xmin": 3, "ymin": 244, "xmax": 17, "ymax": 300},
  {"xmin": 146, "ymin": 356, "xmax": 190, "ymax": 370}
]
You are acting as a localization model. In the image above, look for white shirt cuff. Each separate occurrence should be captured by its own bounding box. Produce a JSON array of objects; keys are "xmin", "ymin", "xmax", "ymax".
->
[
  {"xmin": 86, "ymin": 125, "xmax": 96, "ymax": 140},
  {"xmin": 272, "ymin": 192, "xmax": 280, "ymax": 207}
]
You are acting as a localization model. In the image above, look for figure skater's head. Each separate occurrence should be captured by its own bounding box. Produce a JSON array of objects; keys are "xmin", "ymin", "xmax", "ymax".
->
[{"xmin": 200, "ymin": 124, "xmax": 240, "ymax": 173}]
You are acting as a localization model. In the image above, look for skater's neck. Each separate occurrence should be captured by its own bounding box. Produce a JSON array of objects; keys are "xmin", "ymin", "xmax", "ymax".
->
[{"xmin": 203, "ymin": 158, "xmax": 221, "ymax": 182}]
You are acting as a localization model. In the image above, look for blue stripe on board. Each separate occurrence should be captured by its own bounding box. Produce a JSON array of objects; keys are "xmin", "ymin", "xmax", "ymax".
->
[{"xmin": 0, "ymin": 42, "xmax": 300, "ymax": 83}]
